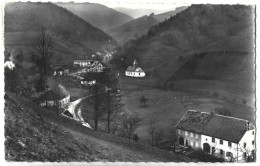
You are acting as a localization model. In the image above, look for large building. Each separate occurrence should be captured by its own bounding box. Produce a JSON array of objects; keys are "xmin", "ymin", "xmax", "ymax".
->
[
  {"xmin": 175, "ymin": 110, "xmax": 255, "ymax": 162},
  {"xmin": 125, "ymin": 60, "xmax": 145, "ymax": 77}
]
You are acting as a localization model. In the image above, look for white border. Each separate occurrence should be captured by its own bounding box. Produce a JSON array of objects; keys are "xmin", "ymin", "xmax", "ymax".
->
[{"xmin": 0, "ymin": 0, "xmax": 258, "ymax": 166}]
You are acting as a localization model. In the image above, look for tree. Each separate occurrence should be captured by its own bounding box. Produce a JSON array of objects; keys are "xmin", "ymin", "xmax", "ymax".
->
[
  {"xmin": 148, "ymin": 113, "xmax": 158, "ymax": 146},
  {"xmin": 120, "ymin": 114, "xmax": 141, "ymax": 145},
  {"xmin": 139, "ymin": 95, "xmax": 148, "ymax": 107},
  {"xmin": 31, "ymin": 27, "xmax": 55, "ymax": 91}
]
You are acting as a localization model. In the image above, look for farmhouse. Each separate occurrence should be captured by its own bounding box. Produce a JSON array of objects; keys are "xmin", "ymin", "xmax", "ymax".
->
[
  {"xmin": 38, "ymin": 85, "xmax": 70, "ymax": 109},
  {"xmin": 73, "ymin": 60, "xmax": 94, "ymax": 67},
  {"xmin": 175, "ymin": 110, "xmax": 255, "ymax": 162},
  {"xmin": 53, "ymin": 65, "xmax": 69, "ymax": 76},
  {"xmin": 125, "ymin": 60, "xmax": 145, "ymax": 77}
]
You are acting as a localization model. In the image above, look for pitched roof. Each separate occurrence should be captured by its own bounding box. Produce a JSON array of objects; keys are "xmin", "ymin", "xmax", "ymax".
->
[
  {"xmin": 175, "ymin": 110, "xmax": 254, "ymax": 143},
  {"xmin": 126, "ymin": 66, "xmax": 145, "ymax": 72},
  {"xmin": 126, "ymin": 66, "xmax": 136, "ymax": 72}
]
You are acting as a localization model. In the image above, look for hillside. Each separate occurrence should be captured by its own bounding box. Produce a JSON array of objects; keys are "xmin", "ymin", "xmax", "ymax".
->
[
  {"xmin": 4, "ymin": 92, "xmax": 189, "ymax": 162},
  {"xmin": 117, "ymin": 5, "xmax": 254, "ymax": 81},
  {"xmin": 153, "ymin": 6, "xmax": 188, "ymax": 22},
  {"xmin": 56, "ymin": 2, "xmax": 133, "ymax": 31},
  {"xmin": 108, "ymin": 7, "xmax": 187, "ymax": 44},
  {"xmin": 108, "ymin": 15, "xmax": 158, "ymax": 44},
  {"xmin": 5, "ymin": 2, "xmax": 114, "ymax": 64}
]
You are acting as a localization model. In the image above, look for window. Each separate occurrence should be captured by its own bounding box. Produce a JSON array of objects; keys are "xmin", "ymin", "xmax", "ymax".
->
[
  {"xmin": 212, "ymin": 147, "xmax": 215, "ymax": 154},
  {"xmin": 244, "ymin": 143, "xmax": 246, "ymax": 148},
  {"xmin": 196, "ymin": 142, "xmax": 199, "ymax": 147},
  {"xmin": 185, "ymin": 131, "xmax": 189, "ymax": 136},
  {"xmin": 252, "ymin": 140, "xmax": 255, "ymax": 145},
  {"xmin": 220, "ymin": 139, "xmax": 223, "ymax": 145},
  {"xmin": 190, "ymin": 132, "xmax": 193, "ymax": 137},
  {"xmin": 195, "ymin": 134, "xmax": 198, "ymax": 139},
  {"xmin": 220, "ymin": 149, "xmax": 224, "ymax": 156},
  {"xmin": 228, "ymin": 142, "xmax": 232, "ymax": 147},
  {"xmin": 190, "ymin": 141, "xmax": 193, "ymax": 147},
  {"xmin": 252, "ymin": 131, "xmax": 254, "ymax": 135},
  {"xmin": 212, "ymin": 138, "xmax": 215, "ymax": 143}
]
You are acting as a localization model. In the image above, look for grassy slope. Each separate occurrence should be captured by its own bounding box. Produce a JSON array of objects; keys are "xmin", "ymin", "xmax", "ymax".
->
[
  {"xmin": 56, "ymin": 2, "xmax": 133, "ymax": 31},
  {"xmin": 4, "ymin": 2, "xmax": 114, "ymax": 64},
  {"xmin": 5, "ymin": 92, "xmax": 189, "ymax": 162},
  {"xmin": 119, "ymin": 76, "xmax": 255, "ymax": 147}
]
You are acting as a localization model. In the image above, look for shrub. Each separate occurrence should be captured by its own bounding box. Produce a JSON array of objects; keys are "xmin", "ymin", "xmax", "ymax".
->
[{"xmin": 132, "ymin": 134, "xmax": 139, "ymax": 142}]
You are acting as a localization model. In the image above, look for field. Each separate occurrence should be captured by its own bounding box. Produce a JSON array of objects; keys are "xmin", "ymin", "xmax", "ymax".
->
[{"xmin": 120, "ymin": 76, "xmax": 255, "ymax": 146}]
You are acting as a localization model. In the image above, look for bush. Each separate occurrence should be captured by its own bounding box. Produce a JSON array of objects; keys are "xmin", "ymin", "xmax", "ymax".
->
[
  {"xmin": 187, "ymin": 150, "xmax": 225, "ymax": 162},
  {"xmin": 132, "ymin": 134, "xmax": 139, "ymax": 142}
]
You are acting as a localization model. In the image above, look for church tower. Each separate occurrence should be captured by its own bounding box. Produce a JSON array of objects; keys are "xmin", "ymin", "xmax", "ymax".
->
[{"xmin": 133, "ymin": 59, "xmax": 137, "ymax": 67}]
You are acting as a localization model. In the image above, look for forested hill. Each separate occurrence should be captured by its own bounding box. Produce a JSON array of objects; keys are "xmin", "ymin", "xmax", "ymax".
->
[
  {"xmin": 108, "ymin": 6, "xmax": 187, "ymax": 44},
  {"xmin": 5, "ymin": 2, "xmax": 115, "ymax": 63},
  {"xmin": 56, "ymin": 2, "xmax": 134, "ymax": 31},
  {"xmin": 115, "ymin": 5, "xmax": 254, "ymax": 81}
]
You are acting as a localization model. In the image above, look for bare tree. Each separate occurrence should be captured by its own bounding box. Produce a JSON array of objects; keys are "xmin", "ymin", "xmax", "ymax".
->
[
  {"xmin": 31, "ymin": 27, "xmax": 55, "ymax": 91},
  {"xmin": 148, "ymin": 113, "xmax": 159, "ymax": 146},
  {"xmin": 120, "ymin": 114, "xmax": 142, "ymax": 145}
]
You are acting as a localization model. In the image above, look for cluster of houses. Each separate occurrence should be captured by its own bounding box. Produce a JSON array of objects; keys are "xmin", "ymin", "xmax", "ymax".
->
[
  {"xmin": 52, "ymin": 59, "xmax": 106, "ymax": 87},
  {"xmin": 175, "ymin": 110, "xmax": 256, "ymax": 162}
]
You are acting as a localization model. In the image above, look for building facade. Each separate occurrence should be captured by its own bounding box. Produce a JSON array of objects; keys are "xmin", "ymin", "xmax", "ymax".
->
[
  {"xmin": 125, "ymin": 60, "xmax": 145, "ymax": 77},
  {"xmin": 175, "ymin": 110, "xmax": 255, "ymax": 162}
]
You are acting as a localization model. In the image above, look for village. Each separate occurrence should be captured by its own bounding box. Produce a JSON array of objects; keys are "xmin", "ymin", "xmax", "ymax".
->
[{"xmin": 4, "ymin": 46, "xmax": 256, "ymax": 162}]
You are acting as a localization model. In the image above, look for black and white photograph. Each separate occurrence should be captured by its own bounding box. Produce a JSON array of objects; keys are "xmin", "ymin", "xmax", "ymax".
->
[{"xmin": 1, "ymin": 0, "xmax": 257, "ymax": 163}]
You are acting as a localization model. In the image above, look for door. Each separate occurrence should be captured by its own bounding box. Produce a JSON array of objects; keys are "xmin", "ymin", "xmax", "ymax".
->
[
  {"xmin": 179, "ymin": 137, "xmax": 184, "ymax": 145},
  {"xmin": 203, "ymin": 143, "xmax": 211, "ymax": 153}
]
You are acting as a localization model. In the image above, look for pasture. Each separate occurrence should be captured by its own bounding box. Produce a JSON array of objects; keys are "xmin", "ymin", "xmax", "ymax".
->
[{"xmin": 120, "ymin": 76, "xmax": 255, "ymax": 146}]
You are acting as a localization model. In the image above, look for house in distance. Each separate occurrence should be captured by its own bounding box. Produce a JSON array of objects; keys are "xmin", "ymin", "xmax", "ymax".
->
[
  {"xmin": 175, "ymin": 110, "xmax": 255, "ymax": 162},
  {"xmin": 125, "ymin": 59, "xmax": 145, "ymax": 77},
  {"xmin": 38, "ymin": 85, "xmax": 70, "ymax": 109}
]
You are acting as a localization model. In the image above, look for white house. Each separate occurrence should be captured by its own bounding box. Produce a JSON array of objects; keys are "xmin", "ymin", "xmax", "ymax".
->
[
  {"xmin": 175, "ymin": 110, "xmax": 255, "ymax": 162},
  {"xmin": 125, "ymin": 59, "xmax": 145, "ymax": 77},
  {"xmin": 73, "ymin": 60, "xmax": 94, "ymax": 67}
]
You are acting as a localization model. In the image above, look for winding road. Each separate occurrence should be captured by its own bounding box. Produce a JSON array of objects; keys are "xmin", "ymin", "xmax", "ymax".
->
[{"xmin": 64, "ymin": 85, "xmax": 111, "ymax": 130}]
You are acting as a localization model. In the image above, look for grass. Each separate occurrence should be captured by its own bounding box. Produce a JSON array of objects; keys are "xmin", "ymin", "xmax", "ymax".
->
[
  {"xmin": 119, "ymin": 76, "xmax": 256, "ymax": 147},
  {"xmin": 5, "ymin": 92, "xmax": 188, "ymax": 162}
]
